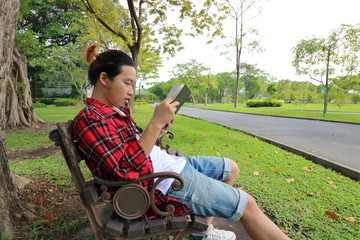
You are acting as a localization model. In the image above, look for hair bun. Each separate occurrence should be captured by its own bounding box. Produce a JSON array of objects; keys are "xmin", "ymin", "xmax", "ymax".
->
[{"xmin": 86, "ymin": 44, "xmax": 100, "ymax": 64}]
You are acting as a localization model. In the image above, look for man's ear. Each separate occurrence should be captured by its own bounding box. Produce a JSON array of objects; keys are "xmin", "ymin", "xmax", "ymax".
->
[{"xmin": 99, "ymin": 72, "xmax": 109, "ymax": 86}]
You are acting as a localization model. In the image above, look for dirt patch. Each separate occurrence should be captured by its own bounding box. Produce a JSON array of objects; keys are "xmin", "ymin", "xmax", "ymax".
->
[
  {"xmin": 7, "ymin": 123, "xmax": 90, "ymax": 239},
  {"xmin": 7, "ymin": 145, "xmax": 59, "ymax": 160}
]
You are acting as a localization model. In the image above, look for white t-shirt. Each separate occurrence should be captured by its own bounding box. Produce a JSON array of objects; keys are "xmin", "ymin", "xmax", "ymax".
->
[
  {"xmin": 150, "ymin": 145, "xmax": 187, "ymax": 194},
  {"xmin": 113, "ymin": 107, "xmax": 186, "ymax": 194}
]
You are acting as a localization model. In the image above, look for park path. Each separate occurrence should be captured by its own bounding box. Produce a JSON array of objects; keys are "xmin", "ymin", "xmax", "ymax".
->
[{"xmin": 178, "ymin": 107, "xmax": 360, "ymax": 180}]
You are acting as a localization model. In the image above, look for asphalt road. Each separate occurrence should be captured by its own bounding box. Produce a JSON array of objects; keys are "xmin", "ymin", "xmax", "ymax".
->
[{"xmin": 178, "ymin": 107, "xmax": 360, "ymax": 180}]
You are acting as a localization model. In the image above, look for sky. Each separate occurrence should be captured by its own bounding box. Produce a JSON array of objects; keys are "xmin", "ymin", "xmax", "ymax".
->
[{"xmin": 154, "ymin": 0, "xmax": 360, "ymax": 85}]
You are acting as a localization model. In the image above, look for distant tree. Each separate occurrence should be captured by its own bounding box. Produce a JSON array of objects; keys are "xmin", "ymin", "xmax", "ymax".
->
[
  {"xmin": 216, "ymin": 72, "xmax": 236, "ymax": 103},
  {"xmin": 222, "ymin": 0, "xmax": 263, "ymax": 107},
  {"xmin": 18, "ymin": 0, "xmax": 87, "ymax": 99},
  {"xmin": 240, "ymin": 63, "xmax": 268, "ymax": 100},
  {"xmin": 79, "ymin": 0, "xmax": 229, "ymax": 109},
  {"xmin": 267, "ymin": 82, "xmax": 277, "ymax": 97},
  {"xmin": 329, "ymin": 86, "xmax": 348, "ymax": 108},
  {"xmin": 203, "ymin": 68, "xmax": 218, "ymax": 105},
  {"xmin": 170, "ymin": 60, "xmax": 208, "ymax": 104},
  {"xmin": 292, "ymin": 24, "xmax": 360, "ymax": 115}
]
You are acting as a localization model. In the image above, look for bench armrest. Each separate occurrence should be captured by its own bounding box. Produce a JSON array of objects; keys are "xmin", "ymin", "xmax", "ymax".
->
[{"xmin": 94, "ymin": 172, "xmax": 185, "ymax": 218}]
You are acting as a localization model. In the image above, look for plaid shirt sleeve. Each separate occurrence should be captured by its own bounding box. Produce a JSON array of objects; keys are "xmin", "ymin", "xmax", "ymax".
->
[{"xmin": 75, "ymin": 116, "xmax": 151, "ymax": 180}]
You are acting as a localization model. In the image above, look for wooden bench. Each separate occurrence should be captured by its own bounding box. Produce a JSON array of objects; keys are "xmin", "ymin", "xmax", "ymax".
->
[{"xmin": 49, "ymin": 121, "xmax": 207, "ymax": 240}]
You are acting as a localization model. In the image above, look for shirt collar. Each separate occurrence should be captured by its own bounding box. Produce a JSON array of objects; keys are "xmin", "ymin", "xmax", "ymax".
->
[{"xmin": 86, "ymin": 98, "xmax": 131, "ymax": 117}]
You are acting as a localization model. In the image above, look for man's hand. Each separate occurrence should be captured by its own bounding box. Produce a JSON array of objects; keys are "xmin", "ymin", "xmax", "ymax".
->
[
  {"xmin": 138, "ymin": 99, "xmax": 178, "ymax": 156},
  {"xmin": 152, "ymin": 98, "xmax": 179, "ymax": 128},
  {"xmin": 159, "ymin": 119, "xmax": 174, "ymax": 138}
]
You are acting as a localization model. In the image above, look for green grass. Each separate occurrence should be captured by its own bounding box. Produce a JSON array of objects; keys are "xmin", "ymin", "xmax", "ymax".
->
[
  {"xmin": 6, "ymin": 130, "xmax": 53, "ymax": 150},
  {"xmin": 184, "ymin": 103, "xmax": 360, "ymax": 123},
  {"xmin": 8, "ymin": 104, "xmax": 359, "ymax": 239},
  {"xmin": 133, "ymin": 105, "xmax": 359, "ymax": 239},
  {"xmin": 34, "ymin": 105, "xmax": 83, "ymax": 122},
  {"xmin": 9, "ymin": 153, "xmax": 92, "ymax": 187}
]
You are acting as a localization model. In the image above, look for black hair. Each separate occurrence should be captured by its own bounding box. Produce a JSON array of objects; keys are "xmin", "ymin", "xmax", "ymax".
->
[{"xmin": 86, "ymin": 45, "xmax": 135, "ymax": 86}]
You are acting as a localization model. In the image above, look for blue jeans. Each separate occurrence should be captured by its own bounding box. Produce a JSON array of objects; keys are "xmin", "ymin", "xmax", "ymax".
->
[{"xmin": 166, "ymin": 156, "xmax": 248, "ymax": 222}]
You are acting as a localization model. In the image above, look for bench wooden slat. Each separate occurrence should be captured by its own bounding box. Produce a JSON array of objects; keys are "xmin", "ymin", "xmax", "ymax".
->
[
  {"xmin": 103, "ymin": 212, "xmax": 125, "ymax": 237},
  {"xmin": 171, "ymin": 215, "xmax": 188, "ymax": 229},
  {"xmin": 83, "ymin": 183, "xmax": 100, "ymax": 205},
  {"xmin": 149, "ymin": 218, "xmax": 166, "ymax": 233},
  {"xmin": 127, "ymin": 220, "xmax": 146, "ymax": 238},
  {"xmin": 192, "ymin": 215, "xmax": 208, "ymax": 231}
]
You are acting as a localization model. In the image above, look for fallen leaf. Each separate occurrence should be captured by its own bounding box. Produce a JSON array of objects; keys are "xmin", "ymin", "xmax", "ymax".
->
[
  {"xmin": 325, "ymin": 210, "xmax": 339, "ymax": 221},
  {"xmin": 273, "ymin": 169, "xmax": 281, "ymax": 173},
  {"xmin": 326, "ymin": 181, "xmax": 334, "ymax": 184},
  {"xmin": 43, "ymin": 213, "xmax": 55, "ymax": 222},
  {"xmin": 343, "ymin": 217, "xmax": 356, "ymax": 223},
  {"xmin": 34, "ymin": 198, "xmax": 43, "ymax": 206},
  {"xmin": 48, "ymin": 189, "xmax": 54, "ymax": 192},
  {"xmin": 331, "ymin": 185, "xmax": 337, "ymax": 189},
  {"xmin": 286, "ymin": 178, "xmax": 295, "ymax": 183},
  {"xmin": 303, "ymin": 167, "xmax": 313, "ymax": 172},
  {"xmin": 215, "ymin": 152, "xmax": 221, "ymax": 156},
  {"xmin": 249, "ymin": 155, "xmax": 253, "ymax": 158},
  {"xmin": 253, "ymin": 171, "xmax": 260, "ymax": 176},
  {"xmin": 274, "ymin": 151, "xmax": 279, "ymax": 154}
]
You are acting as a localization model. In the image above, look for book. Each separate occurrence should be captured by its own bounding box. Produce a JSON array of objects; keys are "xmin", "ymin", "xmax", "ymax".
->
[{"xmin": 165, "ymin": 84, "xmax": 191, "ymax": 114}]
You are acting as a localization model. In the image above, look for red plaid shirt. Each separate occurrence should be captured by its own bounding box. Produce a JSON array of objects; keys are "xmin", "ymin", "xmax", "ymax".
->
[{"xmin": 72, "ymin": 98, "xmax": 191, "ymax": 219}]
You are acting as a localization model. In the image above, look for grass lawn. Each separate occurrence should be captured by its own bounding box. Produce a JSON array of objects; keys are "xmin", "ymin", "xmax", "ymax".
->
[
  {"xmin": 185, "ymin": 103, "xmax": 360, "ymax": 123},
  {"xmin": 7, "ymin": 104, "xmax": 360, "ymax": 239}
]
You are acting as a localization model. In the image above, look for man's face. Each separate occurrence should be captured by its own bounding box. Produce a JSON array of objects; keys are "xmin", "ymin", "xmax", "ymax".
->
[{"xmin": 102, "ymin": 65, "xmax": 136, "ymax": 107}]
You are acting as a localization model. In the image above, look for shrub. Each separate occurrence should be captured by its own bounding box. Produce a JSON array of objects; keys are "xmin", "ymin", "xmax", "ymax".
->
[
  {"xmin": 54, "ymin": 98, "xmax": 78, "ymax": 106},
  {"xmin": 246, "ymin": 99, "xmax": 284, "ymax": 107},
  {"xmin": 33, "ymin": 98, "xmax": 57, "ymax": 105},
  {"xmin": 33, "ymin": 101, "xmax": 47, "ymax": 108}
]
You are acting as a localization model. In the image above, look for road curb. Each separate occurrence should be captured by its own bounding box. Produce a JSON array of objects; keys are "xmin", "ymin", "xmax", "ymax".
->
[
  {"xmin": 240, "ymin": 131, "xmax": 360, "ymax": 181},
  {"xmin": 185, "ymin": 106, "xmax": 360, "ymax": 125},
  {"xmin": 180, "ymin": 108, "xmax": 360, "ymax": 181}
]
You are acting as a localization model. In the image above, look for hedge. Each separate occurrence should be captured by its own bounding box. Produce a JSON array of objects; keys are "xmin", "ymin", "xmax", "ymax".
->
[
  {"xmin": 246, "ymin": 99, "xmax": 284, "ymax": 107},
  {"xmin": 32, "ymin": 98, "xmax": 57, "ymax": 105},
  {"xmin": 53, "ymin": 98, "xmax": 78, "ymax": 106}
]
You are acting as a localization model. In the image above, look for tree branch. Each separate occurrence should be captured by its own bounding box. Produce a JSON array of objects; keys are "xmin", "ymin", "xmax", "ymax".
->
[
  {"xmin": 127, "ymin": 0, "xmax": 142, "ymax": 49},
  {"xmin": 81, "ymin": 0, "xmax": 128, "ymax": 42}
]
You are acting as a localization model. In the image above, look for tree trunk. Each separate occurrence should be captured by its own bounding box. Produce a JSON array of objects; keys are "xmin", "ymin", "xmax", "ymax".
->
[
  {"xmin": 0, "ymin": 0, "xmax": 29, "ymax": 237},
  {"xmin": 6, "ymin": 47, "xmax": 45, "ymax": 128}
]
